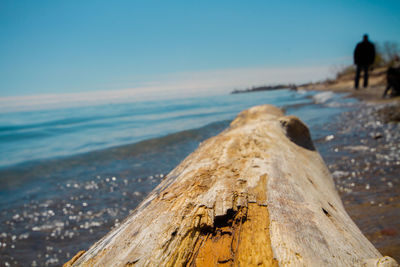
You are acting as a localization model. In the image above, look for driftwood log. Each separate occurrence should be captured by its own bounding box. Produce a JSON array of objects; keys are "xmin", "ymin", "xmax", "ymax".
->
[{"xmin": 65, "ymin": 105, "xmax": 398, "ymax": 267}]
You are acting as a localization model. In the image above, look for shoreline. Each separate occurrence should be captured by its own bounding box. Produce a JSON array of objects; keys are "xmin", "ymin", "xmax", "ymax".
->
[
  {"xmin": 65, "ymin": 104, "xmax": 395, "ymax": 266},
  {"xmin": 1, "ymin": 79, "xmax": 399, "ymax": 265},
  {"xmin": 301, "ymin": 68, "xmax": 400, "ymax": 260},
  {"xmin": 298, "ymin": 66, "xmax": 400, "ymax": 103}
]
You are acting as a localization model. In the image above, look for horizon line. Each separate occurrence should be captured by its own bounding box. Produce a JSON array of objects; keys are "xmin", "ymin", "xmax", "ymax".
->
[{"xmin": 0, "ymin": 65, "xmax": 334, "ymax": 113}]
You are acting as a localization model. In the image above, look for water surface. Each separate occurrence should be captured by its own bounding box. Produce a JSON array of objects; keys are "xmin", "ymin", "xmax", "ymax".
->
[{"xmin": 0, "ymin": 89, "xmax": 358, "ymax": 266}]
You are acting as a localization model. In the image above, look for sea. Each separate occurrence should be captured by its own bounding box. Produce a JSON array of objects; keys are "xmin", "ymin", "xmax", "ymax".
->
[{"xmin": 0, "ymin": 89, "xmax": 357, "ymax": 266}]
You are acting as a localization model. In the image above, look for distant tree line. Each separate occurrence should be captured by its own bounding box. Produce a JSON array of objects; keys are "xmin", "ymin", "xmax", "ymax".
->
[{"xmin": 231, "ymin": 84, "xmax": 297, "ymax": 94}]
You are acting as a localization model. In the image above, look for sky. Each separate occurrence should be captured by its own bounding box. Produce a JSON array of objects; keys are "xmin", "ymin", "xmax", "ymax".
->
[{"xmin": 1, "ymin": 0, "xmax": 400, "ymax": 103}]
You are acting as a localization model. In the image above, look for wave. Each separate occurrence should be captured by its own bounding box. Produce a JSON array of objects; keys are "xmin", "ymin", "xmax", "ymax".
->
[
  {"xmin": 312, "ymin": 91, "xmax": 336, "ymax": 104},
  {"xmin": 0, "ymin": 119, "xmax": 230, "ymax": 188}
]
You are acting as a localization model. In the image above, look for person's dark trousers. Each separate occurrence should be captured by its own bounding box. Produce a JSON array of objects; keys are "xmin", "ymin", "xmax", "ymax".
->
[{"xmin": 354, "ymin": 65, "xmax": 369, "ymax": 89}]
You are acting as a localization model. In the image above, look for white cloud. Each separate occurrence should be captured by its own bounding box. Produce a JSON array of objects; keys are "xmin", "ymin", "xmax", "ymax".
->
[{"xmin": 0, "ymin": 65, "xmax": 332, "ymax": 113}]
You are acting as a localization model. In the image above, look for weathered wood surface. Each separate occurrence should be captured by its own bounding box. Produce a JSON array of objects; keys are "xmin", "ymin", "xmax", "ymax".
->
[{"xmin": 65, "ymin": 105, "xmax": 398, "ymax": 267}]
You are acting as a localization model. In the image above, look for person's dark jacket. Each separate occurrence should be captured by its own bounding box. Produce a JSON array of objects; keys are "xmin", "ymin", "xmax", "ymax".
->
[{"xmin": 354, "ymin": 40, "xmax": 376, "ymax": 66}]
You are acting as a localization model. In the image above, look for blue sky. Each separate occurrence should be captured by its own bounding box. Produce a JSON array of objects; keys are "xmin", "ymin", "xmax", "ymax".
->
[{"xmin": 1, "ymin": 0, "xmax": 400, "ymax": 99}]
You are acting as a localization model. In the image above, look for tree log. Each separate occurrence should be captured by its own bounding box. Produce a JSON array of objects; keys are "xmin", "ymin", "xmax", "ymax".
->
[{"xmin": 65, "ymin": 105, "xmax": 398, "ymax": 267}]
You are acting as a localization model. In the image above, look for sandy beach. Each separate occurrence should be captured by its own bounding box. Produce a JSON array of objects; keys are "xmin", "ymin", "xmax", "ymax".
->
[
  {"xmin": 298, "ymin": 66, "xmax": 397, "ymax": 101},
  {"xmin": 301, "ymin": 68, "xmax": 400, "ymax": 260}
]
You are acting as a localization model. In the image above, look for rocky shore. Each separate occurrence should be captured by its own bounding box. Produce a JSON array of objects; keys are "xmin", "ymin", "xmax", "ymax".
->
[
  {"xmin": 231, "ymin": 65, "xmax": 400, "ymax": 261},
  {"xmin": 301, "ymin": 67, "xmax": 400, "ymax": 261}
]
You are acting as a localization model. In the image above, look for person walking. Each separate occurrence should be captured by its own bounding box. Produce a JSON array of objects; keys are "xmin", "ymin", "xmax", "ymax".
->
[{"xmin": 354, "ymin": 34, "xmax": 376, "ymax": 89}]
